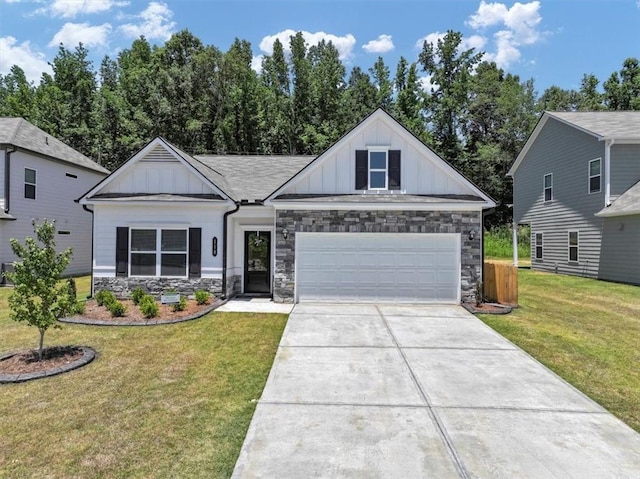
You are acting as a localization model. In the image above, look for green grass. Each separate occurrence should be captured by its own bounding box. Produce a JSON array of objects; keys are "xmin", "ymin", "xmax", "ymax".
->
[
  {"xmin": 478, "ymin": 269, "xmax": 640, "ymax": 432},
  {"xmin": 0, "ymin": 277, "xmax": 287, "ymax": 478},
  {"xmin": 484, "ymin": 224, "xmax": 530, "ymax": 260}
]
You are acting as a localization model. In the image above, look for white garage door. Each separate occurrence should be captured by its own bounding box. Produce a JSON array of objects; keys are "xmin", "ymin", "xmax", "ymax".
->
[{"xmin": 296, "ymin": 233, "xmax": 460, "ymax": 303}]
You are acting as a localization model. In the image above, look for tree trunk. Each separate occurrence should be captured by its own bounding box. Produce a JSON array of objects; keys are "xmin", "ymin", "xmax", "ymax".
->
[{"xmin": 38, "ymin": 328, "xmax": 45, "ymax": 361}]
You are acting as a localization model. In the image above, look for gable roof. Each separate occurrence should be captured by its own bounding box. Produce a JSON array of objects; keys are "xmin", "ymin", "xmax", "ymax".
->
[
  {"xmin": 265, "ymin": 108, "xmax": 496, "ymax": 207},
  {"xmin": 596, "ymin": 180, "xmax": 640, "ymax": 217},
  {"xmin": 0, "ymin": 117, "xmax": 109, "ymax": 174},
  {"xmin": 509, "ymin": 111, "xmax": 640, "ymax": 176},
  {"xmin": 194, "ymin": 155, "xmax": 314, "ymax": 202}
]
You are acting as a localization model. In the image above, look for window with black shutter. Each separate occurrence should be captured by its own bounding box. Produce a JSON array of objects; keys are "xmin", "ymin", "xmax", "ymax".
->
[
  {"xmin": 188, "ymin": 228, "xmax": 202, "ymax": 278},
  {"xmin": 355, "ymin": 149, "xmax": 401, "ymax": 190},
  {"xmin": 115, "ymin": 227, "xmax": 129, "ymax": 277}
]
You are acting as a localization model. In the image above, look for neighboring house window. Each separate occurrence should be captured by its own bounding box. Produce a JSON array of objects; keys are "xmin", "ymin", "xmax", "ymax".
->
[
  {"xmin": 369, "ymin": 151, "xmax": 387, "ymax": 189},
  {"xmin": 116, "ymin": 227, "xmax": 201, "ymax": 278},
  {"xmin": 568, "ymin": 231, "xmax": 579, "ymax": 262},
  {"xmin": 355, "ymin": 150, "xmax": 401, "ymax": 190},
  {"xmin": 589, "ymin": 158, "xmax": 601, "ymax": 194},
  {"xmin": 130, "ymin": 228, "xmax": 187, "ymax": 277},
  {"xmin": 543, "ymin": 174, "xmax": 552, "ymax": 202},
  {"xmin": 534, "ymin": 232, "xmax": 543, "ymax": 260},
  {"xmin": 24, "ymin": 168, "xmax": 36, "ymax": 199}
]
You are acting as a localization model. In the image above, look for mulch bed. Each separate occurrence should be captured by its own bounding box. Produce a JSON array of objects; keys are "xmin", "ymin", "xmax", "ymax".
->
[
  {"xmin": 60, "ymin": 298, "xmax": 222, "ymax": 326},
  {"xmin": 0, "ymin": 346, "xmax": 96, "ymax": 383},
  {"xmin": 463, "ymin": 302, "xmax": 514, "ymax": 314}
]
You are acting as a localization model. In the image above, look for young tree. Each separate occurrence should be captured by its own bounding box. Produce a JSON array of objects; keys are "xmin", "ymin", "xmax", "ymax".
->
[{"xmin": 5, "ymin": 220, "xmax": 73, "ymax": 361}]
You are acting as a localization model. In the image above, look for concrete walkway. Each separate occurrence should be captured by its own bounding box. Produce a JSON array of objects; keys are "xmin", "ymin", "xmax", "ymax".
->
[
  {"xmin": 216, "ymin": 297, "xmax": 293, "ymax": 314},
  {"xmin": 232, "ymin": 304, "xmax": 640, "ymax": 478}
]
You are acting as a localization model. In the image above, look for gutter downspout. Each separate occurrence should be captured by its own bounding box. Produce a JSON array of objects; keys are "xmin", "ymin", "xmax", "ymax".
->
[
  {"xmin": 4, "ymin": 146, "xmax": 17, "ymax": 214},
  {"xmin": 221, "ymin": 202, "xmax": 241, "ymax": 299},
  {"xmin": 82, "ymin": 204, "xmax": 95, "ymax": 298},
  {"xmin": 604, "ymin": 138, "xmax": 614, "ymax": 206}
]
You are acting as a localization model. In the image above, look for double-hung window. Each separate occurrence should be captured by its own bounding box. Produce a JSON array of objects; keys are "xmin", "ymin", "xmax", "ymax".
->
[
  {"xmin": 369, "ymin": 150, "xmax": 388, "ymax": 190},
  {"xmin": 534, "ymin": 232, "xmax": 543, "ymax": 260},
  {"xmin": 543, "ymin": 173, "xmax": 552, "ymax": 202},
  {"xmin": 24, "ymin": 168, "xmax": 36, "ymax": 199},
  {"xmin": 568, "ymin": 231, "xmax": 579, "ymax": 262},
  {"xmin": 130, "ymin": 228, "xmax": 187, "ymax": 277},
  {"xmin": 589, "ymin": 159, "xmax": 601, "ymax": 194}
]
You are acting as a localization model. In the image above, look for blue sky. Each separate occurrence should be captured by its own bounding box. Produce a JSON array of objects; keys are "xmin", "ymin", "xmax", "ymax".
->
[{"xmin": 1, "ymin": 0, "xmax": 639, "ymax": 95}]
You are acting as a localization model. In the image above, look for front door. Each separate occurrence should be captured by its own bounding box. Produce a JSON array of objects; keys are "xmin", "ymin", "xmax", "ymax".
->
[{"xmin": 244, "ymin": 231, "xmax": 271, "ymax": 294}]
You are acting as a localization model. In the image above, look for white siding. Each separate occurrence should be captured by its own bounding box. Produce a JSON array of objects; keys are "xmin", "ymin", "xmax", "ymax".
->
[
  {"xmin": 0, "ymin": 150, "xmax": 106, "ymax": 276},
  {"xmin": 93, "ymin": 203, "xmax": 225, "ymax": 279},
  {"xmin": 280, "ymin": 116, "xmax": 470, "ymax": 196}
]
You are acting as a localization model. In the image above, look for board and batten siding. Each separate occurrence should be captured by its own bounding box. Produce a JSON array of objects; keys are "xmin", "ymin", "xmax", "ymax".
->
[
  {"xmin": 92, "ymin": 203, "xmax": 225, "ymax": 279},
  {"xmin": 101, "ymin": 145, "xmax": 213, "ymax": 195},
  {"xmin": 610, "ymin": 144, "xmax": 640, "ymax": 199},
  {"xmin": 280, "ymin": 116, "xmax": 468, "ymax": 196},
  {"xmin": 599, "ymin": 216, "xmax": 640, "ymax": 285},
  {"xmin": 513, "ymin": 118, "xmax": 606, "ymax": 278},
  {"xmin": 0, "ymin": 150, "xmax": 106, "ymax": 276}
]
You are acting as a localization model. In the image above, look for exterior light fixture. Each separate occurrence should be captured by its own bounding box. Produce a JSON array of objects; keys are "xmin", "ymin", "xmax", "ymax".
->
[
  {"xmin": 468, "ymin": 230, "xmax": 475, "ymax": 241},
  {"xmin": 212, "ymin": 237, "xmax": 218, "ymax": 256},
  {"xmin": 282, "ymin": 228, "xmax": 289, "ymax": 240}
]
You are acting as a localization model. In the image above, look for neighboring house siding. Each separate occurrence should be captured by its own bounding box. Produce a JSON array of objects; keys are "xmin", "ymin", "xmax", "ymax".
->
[
  {"xmin": 92, "ymin": 203, "xmax": 225, "ymax": 279},
  {"xmin": 598, "ymin": 215, "xmax": 640, "ymax": 285},
  {"xmin": 1, "ymin": 151, "xmax": 105, "ymax": 276},
  {"xmin": 610, "ymin": 144, "xmax": 640, "ymax": 199},
  {"xmin": 281, "ymin": 116, "xmax": 470, "ymax": 196},
  {"xmin": 513, "ymin": 118, "xmax": 606, "ymax": 278}
]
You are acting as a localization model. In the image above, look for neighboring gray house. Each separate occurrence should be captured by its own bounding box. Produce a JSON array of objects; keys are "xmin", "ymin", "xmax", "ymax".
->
[
  {"xmin": 79, "ymin": 109, "xmax": 496, "ymax": 303},
  {"xmin": 1, "ymin": 118, "xmax": 109, "ymax": 280},
  {"xmin": 509, "ymin": 111, "xmax": 640, "ymax": 285}
]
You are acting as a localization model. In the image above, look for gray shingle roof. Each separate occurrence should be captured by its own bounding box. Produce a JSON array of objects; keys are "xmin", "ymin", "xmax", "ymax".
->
[
  {"xmin": 596, "ymin": 180, "xmax": 640, "ymax": 217},
  {"xmin": 194, "ymin": 155, "xmax": 315, "ymax": 201},
  {"xmin": 0, "ymin": 117, "xmax": 109, "ymax": 174},
  {"xmin": 548, "ymin": 111, "xmax": 640, "ymax": 140}
]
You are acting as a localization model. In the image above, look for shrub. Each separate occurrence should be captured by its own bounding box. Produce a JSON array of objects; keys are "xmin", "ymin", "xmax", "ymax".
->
[
  {"xmin": 131, "ymin": 287, "xmax": 146, "ymax": 305},
  {"xmin": 139, "ymin": 295, "xmax": 159, "ymax": 318},
  {"xmin": 67, "ymin": 277, "xmax": 77, "ymax": 304},
  {"xmin": 109, "ymin": 301, "xmax": 127, "ymax": 317},
  {"xmin": 95, "ymin": 289, "xmax": 116, "ymax": 307},
  {"xmin": 195, "ymin": 290, "xmax": 210, "ymax": 305},
  {"xmin": 171, "ymin": 295, "xmax": 187, "ymax": 312},
  {"xmin": 72, "ymin": 300, "xmax": 85, "ymax": 315}
]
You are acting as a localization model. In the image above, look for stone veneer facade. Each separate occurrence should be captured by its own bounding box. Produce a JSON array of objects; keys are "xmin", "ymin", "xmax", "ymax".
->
[
  {"xmin": 274, "ymin": 209, "xmax": 482, "ymax": 304},
  {"xmin": 94, "ymin": 277, "xmax": 222, "ymax": 299}
]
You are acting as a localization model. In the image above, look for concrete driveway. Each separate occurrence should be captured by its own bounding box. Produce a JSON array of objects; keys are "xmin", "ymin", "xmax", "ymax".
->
[{"xmin": 232, "ymin": 304, "xmax": 640, "ymax": 478}]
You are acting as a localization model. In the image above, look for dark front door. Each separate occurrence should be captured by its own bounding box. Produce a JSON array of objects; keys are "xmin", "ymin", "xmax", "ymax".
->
[{"xmin": 244, "ymin": 231, "xmax": 271, "ymax": 294}]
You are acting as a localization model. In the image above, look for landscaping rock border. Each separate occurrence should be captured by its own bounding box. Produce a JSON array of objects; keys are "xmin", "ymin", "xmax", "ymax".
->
[
  {"xmin": 58, "ymin": 299, "xmax": 225, "ymax": 326},
  {"xmin": 0, "ymin": 346, "xmax": 96, "ymax": 384}
]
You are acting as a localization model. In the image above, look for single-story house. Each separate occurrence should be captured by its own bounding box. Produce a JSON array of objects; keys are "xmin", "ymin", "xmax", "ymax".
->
[{"xmin": 79, "ymin": 109, "xmax": 496, "ymax": 303}]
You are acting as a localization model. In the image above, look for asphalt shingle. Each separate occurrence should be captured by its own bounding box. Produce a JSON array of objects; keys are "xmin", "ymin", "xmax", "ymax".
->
[{"xmin": 548, "ymin": 111, "xmax": 640, "ymax": 140}]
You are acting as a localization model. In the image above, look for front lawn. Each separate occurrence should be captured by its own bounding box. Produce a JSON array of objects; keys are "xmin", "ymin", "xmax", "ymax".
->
[
  {"xmin": 0, "ymin": 278, "xmax": 287, "ymax": 478},
  {"xmin": 478, "ymin": 269, "xmax": 640, "ymax": 432}
]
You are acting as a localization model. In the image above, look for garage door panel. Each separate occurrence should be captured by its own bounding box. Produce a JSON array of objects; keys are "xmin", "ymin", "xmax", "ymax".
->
[{"xmin": 296, "ymin": 233, "xmax": 460, "ymax": 303}]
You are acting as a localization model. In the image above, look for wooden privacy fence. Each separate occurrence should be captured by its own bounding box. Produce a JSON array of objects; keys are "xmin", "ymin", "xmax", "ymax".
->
[{"xmin": 484, "ymin": 261, "xmax": 518, "ymax": 306}]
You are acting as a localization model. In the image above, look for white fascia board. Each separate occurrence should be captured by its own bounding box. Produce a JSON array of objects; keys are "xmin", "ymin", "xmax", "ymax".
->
[
  {"xmin": 599, "ymin": 137, "xmax": 640, "ymax": 144},
  {"xmin": 79, "ymin": 138, "xmax": 231, "ymax": 203},
  {"xmin": 595, "ymin": 208, "xmax": 640, "ymax": 218},
  {"xmin": 270, "ymin": 201, "xmax": 489, "ymax": 211},
  {"xmin": 508, "ymin": 114, "xmax": 549, "ymax": 177},
  {"xmin": 84, "ymin": 199, "xmax": 233, "ymax": 207}
]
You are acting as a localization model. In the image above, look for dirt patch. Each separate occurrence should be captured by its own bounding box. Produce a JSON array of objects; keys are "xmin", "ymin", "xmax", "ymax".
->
[
  {"xmin": 0, "ymin": 345, "xmax": 95, "ymax": 382},
  {"xmin": 463, "ymin": 302, "xmax": 514, "ymax": 314}
]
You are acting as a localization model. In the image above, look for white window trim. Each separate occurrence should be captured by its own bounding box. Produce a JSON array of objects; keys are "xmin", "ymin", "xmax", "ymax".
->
[
  {"xmin": 129, "ymin": 227, "xmax": 189, "ymax": 278},
  {"xmin": 368, "ymin": 148, "xmax": 389, "ymax": 190},
  {"xmin": 588, "ymin": 158, "xmax": 602, "ymax": 194},
  {"xmin": 543, "ymin": 173, "xmax": 553, "ymax": 203},
  {"xmin": 534, "ymin": 232, "xmax": 543, "ymax": 260},
  {"xmin": 24, "ymin": 167, "xmax": 36, "ymax": 200},
  {"xmin": 568, "ymin": 230, "xmax": 579, "ymax": 263}
]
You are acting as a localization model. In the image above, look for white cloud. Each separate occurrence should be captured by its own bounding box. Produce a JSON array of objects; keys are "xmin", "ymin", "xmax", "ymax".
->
[
  {"xmin": 119, "ymin": 1, "xmax": 175, "ymax": 41},
  {"xmin": 466, "ymin": 1, "xmax": 544, "ymax": 68},
  {"xmin": 362, "ymin": 34, "xmax": 394, "ymax": 54},
  {"xmin": 415, "ymin": 32, "xmax": 446, "ymax": 50},
  {"xmin": 259, "ymin": 29, "xmax": 356, "ymax": 61},
  {"xmin": 48, "ymin": 22, "xmax": 112, "ymax": 48},
  {"xmin": 251, "ymin": 55, "xmax": 263, "ymax": 74},
  {"xmin": 418, "ymin": 74, "xmax": 437, "ymax": 93},
  {"xmin": 415, "ymin": 32, "xmax": 487, "ymax": 56},
  {"xmin": 40, "ymin": 0, "xmax": 128, "ymax": 18},
  {"xmin": 0, "ymin": 36, "xmax": 52, "ymax": 83}
]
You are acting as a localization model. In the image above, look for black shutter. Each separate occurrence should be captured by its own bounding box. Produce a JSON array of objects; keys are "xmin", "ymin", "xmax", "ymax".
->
[
  {"xmin": 388, "ymin": 150, "xmax": 401, "ymax": 189},
  {"xmin": 355, "ymin": 150, "xmax": 368, "ymax": 190},
  {"xmin": 115, "ymin": 227, "xmax": 128, "ymax": 277},
  {"xmin": 189, "ymin": 228, "xmax": 202, "ymax": 278}
]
